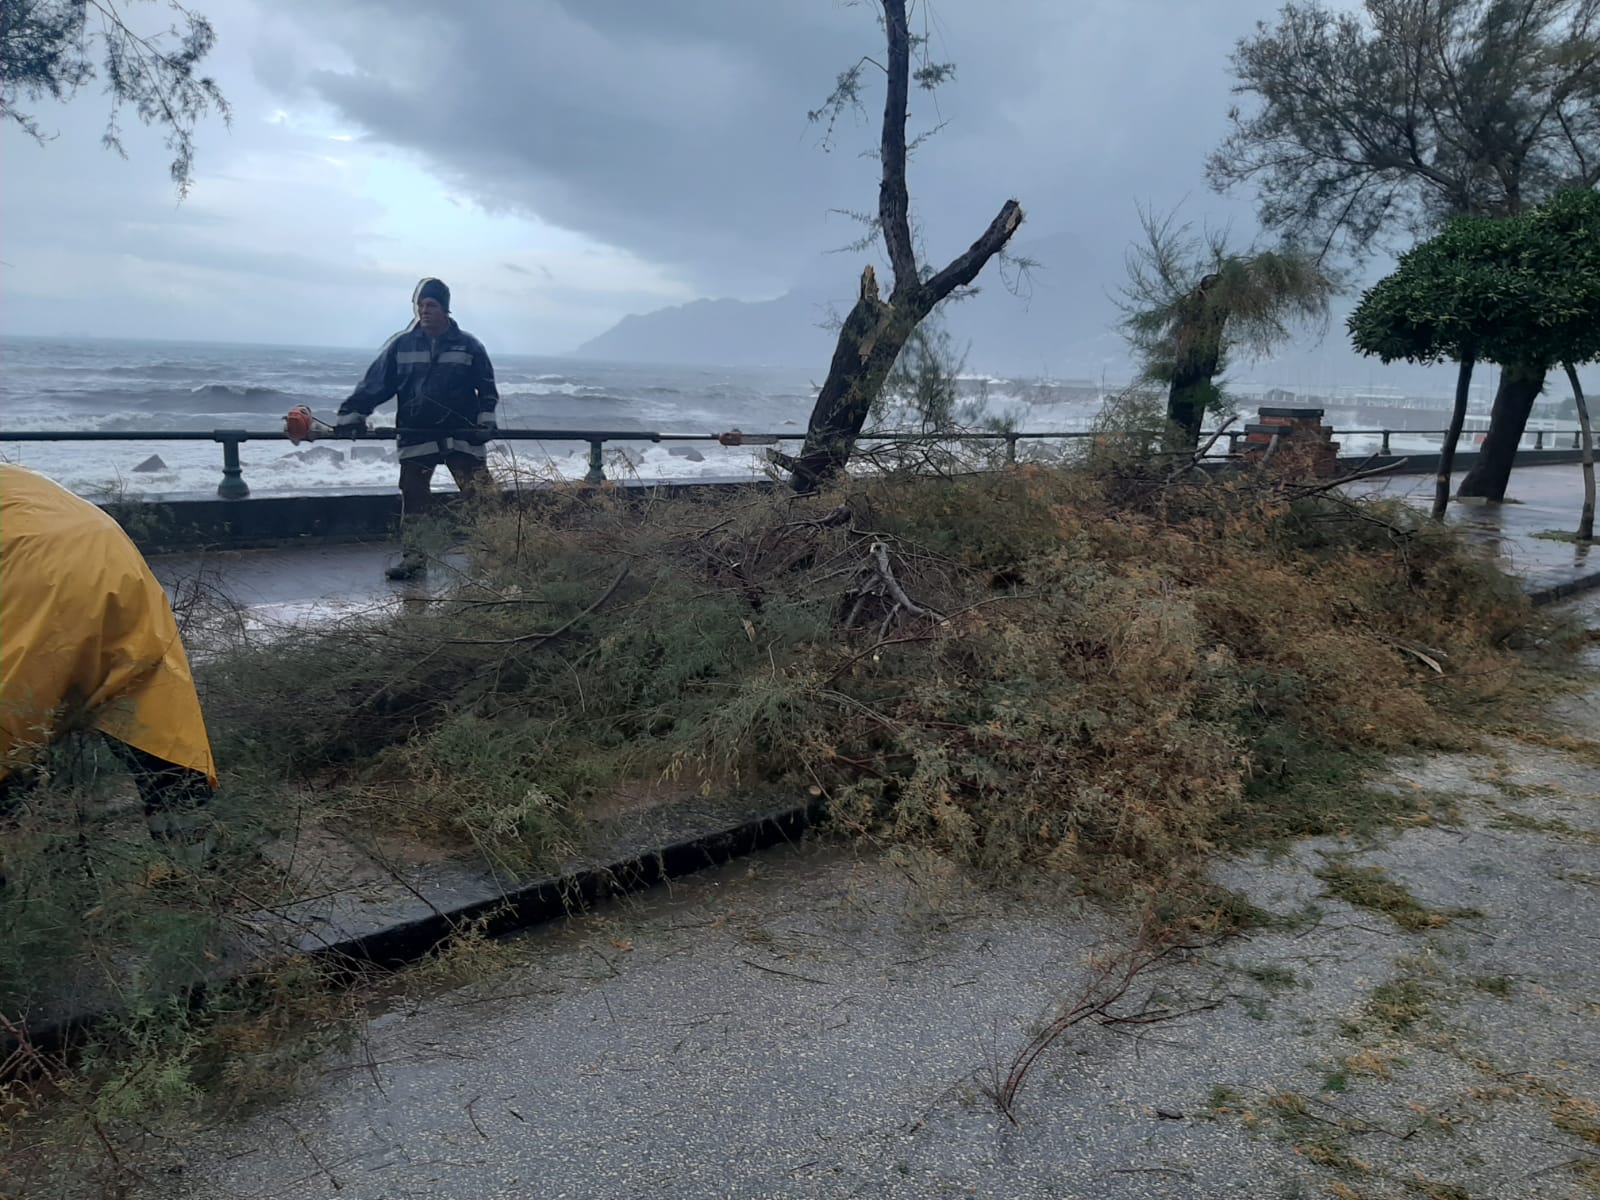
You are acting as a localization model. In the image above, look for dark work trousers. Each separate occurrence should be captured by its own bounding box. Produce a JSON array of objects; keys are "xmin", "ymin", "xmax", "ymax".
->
[{"xmin": 397, "ymin": 451, "xmax": 492, "ymax": 532}]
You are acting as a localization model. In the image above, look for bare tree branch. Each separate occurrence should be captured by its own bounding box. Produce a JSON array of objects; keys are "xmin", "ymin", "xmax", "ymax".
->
[
  {"xmin": 922, "ymin": 200, "xmax": 1026, "ymax": 306},
  {"xmin": 1, "ymin": 0, "xmax": 230, "ymax": 195},
  {"xmin": 879, "ymin": 0, "xmax": 920, "ymax": 294}
]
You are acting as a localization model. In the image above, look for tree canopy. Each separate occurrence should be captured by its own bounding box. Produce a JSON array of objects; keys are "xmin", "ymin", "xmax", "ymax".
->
[
  {"xmin": 1349, "ymin": 187, "xmax": 1600, "ymax": 368},
  {"xmin": 1209, "ymin": 0, "xmax": 1600, "ymax": 262},
  {"xmin": 1, "ymin": 0, "xmax": 228, "ymax": 195},
  {"xmin": 1122, "ymin": 211, "xmax": 1332, "ymax": 378}
]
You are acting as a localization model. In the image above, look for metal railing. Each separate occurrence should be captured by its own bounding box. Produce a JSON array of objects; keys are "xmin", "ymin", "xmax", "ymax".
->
[
  {"xmin": 0, "ymin": 426, "xmax": 1121, "ymax": 498},
  {"xmin": 0, "ymin": 425, "xmax": 1586, "ymax": 499},
  {"xmin": 1334, "ymin": 427, "xmax": 1587, "ymax": 455}
]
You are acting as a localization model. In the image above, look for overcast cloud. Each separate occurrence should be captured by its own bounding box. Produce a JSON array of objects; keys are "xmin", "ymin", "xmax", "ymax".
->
[
  {"xmin": 3, "ymin": 0, "xmax": 1366, "ymax": 365},
  {"xmin": 274, "ymin": 0, "xmax": 1280, "ymax": 292}
]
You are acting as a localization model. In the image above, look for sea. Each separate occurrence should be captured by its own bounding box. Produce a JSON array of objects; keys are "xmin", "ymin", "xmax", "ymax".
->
[
  {"xmin": 3, "ymin": 336, "xmax": 1513, "ymax": 500},
  {"xmin": 0, "ymin": 336, "xmax": 1110, "ymax": 497}
]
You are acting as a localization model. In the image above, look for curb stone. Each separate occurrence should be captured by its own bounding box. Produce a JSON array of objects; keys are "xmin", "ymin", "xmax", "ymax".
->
[
  {"xmin": 4, "ymin": 797, "xmax": 830, "ymax": 1060},
  {"xmin": 1527, "ymin": 569, "xmax": 1600, "ymax": 606}
]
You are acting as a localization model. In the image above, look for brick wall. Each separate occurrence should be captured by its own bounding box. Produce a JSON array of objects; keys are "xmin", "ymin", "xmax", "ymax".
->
[{"xmin": 1242, "ymin": 407, "xmax": 1340, "ymax": 479}]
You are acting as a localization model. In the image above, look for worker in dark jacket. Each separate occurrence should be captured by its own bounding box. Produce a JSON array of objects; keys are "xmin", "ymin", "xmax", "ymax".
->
[{"xmin": 338, "ymin": 277, "xmax": 499, "ymax": 580}]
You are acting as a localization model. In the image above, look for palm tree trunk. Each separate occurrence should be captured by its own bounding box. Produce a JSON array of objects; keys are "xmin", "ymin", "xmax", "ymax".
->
[
  {"xmin": 1566, "ymin": 362, "xmax": 1595, "ymax": 542},
  {"xmin": 1435, "ymin": 352, "xmax": 1475, "ymax": 521}
]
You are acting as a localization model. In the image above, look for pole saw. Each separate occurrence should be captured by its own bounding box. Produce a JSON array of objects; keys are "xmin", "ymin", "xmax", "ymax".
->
[{"xmin": 283, "ymin": 404, "xmax": 780, "ymax": 448}]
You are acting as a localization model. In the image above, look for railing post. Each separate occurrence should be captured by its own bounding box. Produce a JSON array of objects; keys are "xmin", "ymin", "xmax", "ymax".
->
[
  {"xmin": 1005, "ymin": 433, "xmax": 1018, "ymax": 464},
  {"xmin": 1381, "ymin": 430, "xmax": 1392, "ymax": 456},
  {"xmin": 1535, "ymin": 430, "xmax": 1545, "ymax": 450},
  {"xmin": 584, "ymin": 439, "xmax": 607, "ymax": 484},
  {"xmin": 215, "ymin": 431, "xmax": 250, "ymax": 499},
  {"xmin": 1575, "ymin": 431, "xmax": 1583, "ymax": 450}
]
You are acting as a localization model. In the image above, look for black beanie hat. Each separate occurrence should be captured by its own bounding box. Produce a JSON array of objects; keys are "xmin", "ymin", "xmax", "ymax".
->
[{"xmin": 413, "ymin": 277, "xmax": 451, "ymax": 313}]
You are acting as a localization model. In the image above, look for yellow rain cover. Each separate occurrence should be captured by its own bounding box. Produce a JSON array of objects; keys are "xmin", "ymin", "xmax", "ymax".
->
[{"xmin": 0, "ymin": 464, "xmax": 215, "ymax": 785}]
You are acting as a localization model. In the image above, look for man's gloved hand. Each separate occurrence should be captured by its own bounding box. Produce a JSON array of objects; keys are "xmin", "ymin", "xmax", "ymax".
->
[
  {"xmin": 465, "ymin": 414, "xmax": 497, "ymax": 446},
  {"xmin": 334, "ymin": 411, "xmax": 367, "ymax": 439}
]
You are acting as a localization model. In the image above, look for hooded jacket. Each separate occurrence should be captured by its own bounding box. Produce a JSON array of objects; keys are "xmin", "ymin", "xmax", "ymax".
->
[
  {"xmin": 339, "ymin": 319, "xmax": 500, "ymax": 460},
  {"xmin": 0, "ymin": 465, "xmax": 216, "ymax": 786}
]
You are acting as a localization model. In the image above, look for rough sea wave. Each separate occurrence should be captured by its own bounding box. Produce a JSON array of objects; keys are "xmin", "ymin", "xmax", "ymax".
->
[
  {"xmin": 0, "ymin": 337, "xmax": 831, "ymax": 496},
  {"xmin": 0, "ymin": 335, "xmax": 1139, "ymax": 497}
]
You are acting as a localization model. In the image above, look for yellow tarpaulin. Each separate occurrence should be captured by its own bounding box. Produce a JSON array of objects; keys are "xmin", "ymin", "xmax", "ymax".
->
[{"xmin": 0, "ymin": 464, "xmax": 215, "ymax": 785}]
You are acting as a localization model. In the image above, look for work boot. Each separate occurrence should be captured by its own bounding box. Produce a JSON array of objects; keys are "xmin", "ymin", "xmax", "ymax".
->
[{"xmin": 385, "ymin": 551, "xmax": 428, "ymax": 581}]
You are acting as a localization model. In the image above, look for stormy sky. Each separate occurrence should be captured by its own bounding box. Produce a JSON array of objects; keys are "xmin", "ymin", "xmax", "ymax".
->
[
  {"xmin": 0, "ymin": 0, "xmax": 1304, "ymax": 356},
  {"xmin": 9, "ymin": 0, "xmax": 1543, "ymax": 394}
]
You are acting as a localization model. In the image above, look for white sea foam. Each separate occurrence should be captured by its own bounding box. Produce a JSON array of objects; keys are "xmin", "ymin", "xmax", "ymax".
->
[{"xmin": 1, "ymin": 338, "xmax": 829, "ymax": 496}]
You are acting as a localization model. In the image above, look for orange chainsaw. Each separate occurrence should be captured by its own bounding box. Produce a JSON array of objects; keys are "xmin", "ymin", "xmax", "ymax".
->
[{"xmin": 283, "ymin": 405, "xmax": 335, "ymax": 445}]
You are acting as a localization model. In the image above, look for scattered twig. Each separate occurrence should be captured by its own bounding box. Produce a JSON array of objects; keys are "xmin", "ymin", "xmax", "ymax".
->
[
  {"xmin": 443, "ymin": 567, "xmax": 630, "ymax": 647},
  {"xmin": 464, "ymin": 1094, "xmax": 489, "ymax": 1141},
  {"xmin": 992, "ymin": 922, "xmax": 1211, "ymax": 1120},
  {"xmin": 740, "ymin": 958, "xmax": 837, "ymax": 985}
]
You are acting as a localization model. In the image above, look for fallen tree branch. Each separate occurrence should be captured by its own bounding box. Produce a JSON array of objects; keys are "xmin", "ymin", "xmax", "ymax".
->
[
  {"xmin": 1165, "ymin": 415, "xmax": 1239, "ymax": 484},
  {"xmin": 991, "ymin": 924, "xmax": 1209, "ymax": 1122},
  {"xmin": 443, "ymin": 567, "xmax": 631, "ymax": 647},
  {"xmin": 870, "ymin": 540, "xmax": 944, "ymax": 623},
  {"xmin": 1285, "ymin": 455, "xmax": 1409, "ymax": 497}
]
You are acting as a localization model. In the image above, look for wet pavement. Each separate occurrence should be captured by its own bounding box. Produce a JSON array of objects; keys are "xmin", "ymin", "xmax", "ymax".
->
[
  {"xmin": 149, "ymin": 543, "xmax": 468, "ymax": 639},
  {"xmin": 129, "ymin": 662, "xmax": 1600, "ymax": 1199},
  {"xmin": 1351, "ymin": 462, "xmax": 1600, "ymax": 597}
]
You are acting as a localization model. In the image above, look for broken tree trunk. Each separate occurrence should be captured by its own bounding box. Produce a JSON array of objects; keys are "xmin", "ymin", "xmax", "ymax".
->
[
  {"xmin": 786, "ymin": 218, "xmax": 1023, "ymax": 493},
  {"xmin": 1165, "ymin": 346, "xmax": 1222, "ymax": 451},
  {"xmin": 785, "ymin": 267, "xmax": 908, "ymax": 491},
  {"xmin": 784, "ymin": 0, "xmax": 1023, "ymax": 493},
  {"xmin": 1567, "ymin": 362, "xmax": 1595, "ymax": 542}
]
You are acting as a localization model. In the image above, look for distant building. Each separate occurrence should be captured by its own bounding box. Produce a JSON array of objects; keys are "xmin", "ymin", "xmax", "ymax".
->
[{"xmin": 1264, "ymin": 388, "xmax": 1298, "ymax": 406}]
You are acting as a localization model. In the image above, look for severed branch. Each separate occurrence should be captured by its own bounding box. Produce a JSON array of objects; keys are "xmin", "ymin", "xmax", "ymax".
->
[
  {"xmin": 922, "ymin": 200, "xmax": 1027, "ymax": 305},
  {"xmin": 825, "ymin": 632, "xmax": 940, "ymax": 684},
  {"xmin": 1165, "ymin": 415, "xmax": 1239, "ymax": 484},
  {"xmin": 871, "ymin": 541, "xmax": 942, "ymax": 622},
  {"xmin": 443, "ymin": 567, "xmax": 630, "ymax": 647},
  {"xmin": 1283, "ymin": 455, "xmax": 1408, "ymax": 497},
  {"xmin": 991, "ymin": 924, "xmax": 1211, "ymax": 1122},
  {"xmin": 839, "ymin": 540, "xmax": 947, "ymax": 638}
]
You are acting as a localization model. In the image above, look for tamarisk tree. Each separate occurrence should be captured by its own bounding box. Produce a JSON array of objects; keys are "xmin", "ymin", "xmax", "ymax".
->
[
  {"xmin": 780, "ymin": 0, "xmax": 1023, "ymax": 493},
  {"xmin": 1119, "ymin": 208, "xmax": 1331, "ymax": 449},
  {"xmin": 1, "ymin": 0, "xmax": 228, "ymax": 195}
]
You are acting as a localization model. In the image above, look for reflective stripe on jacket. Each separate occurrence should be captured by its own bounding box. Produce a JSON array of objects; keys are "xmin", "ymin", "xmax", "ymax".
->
[{"xmin": 338, "ymin": 320, "xmax": 499, "ymax": 450}]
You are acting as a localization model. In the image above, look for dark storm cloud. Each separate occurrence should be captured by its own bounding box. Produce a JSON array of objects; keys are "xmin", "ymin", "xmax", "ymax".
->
[{"xmin": 272, "ymin": 0, "xmax": 1284, "ymax": 296}]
